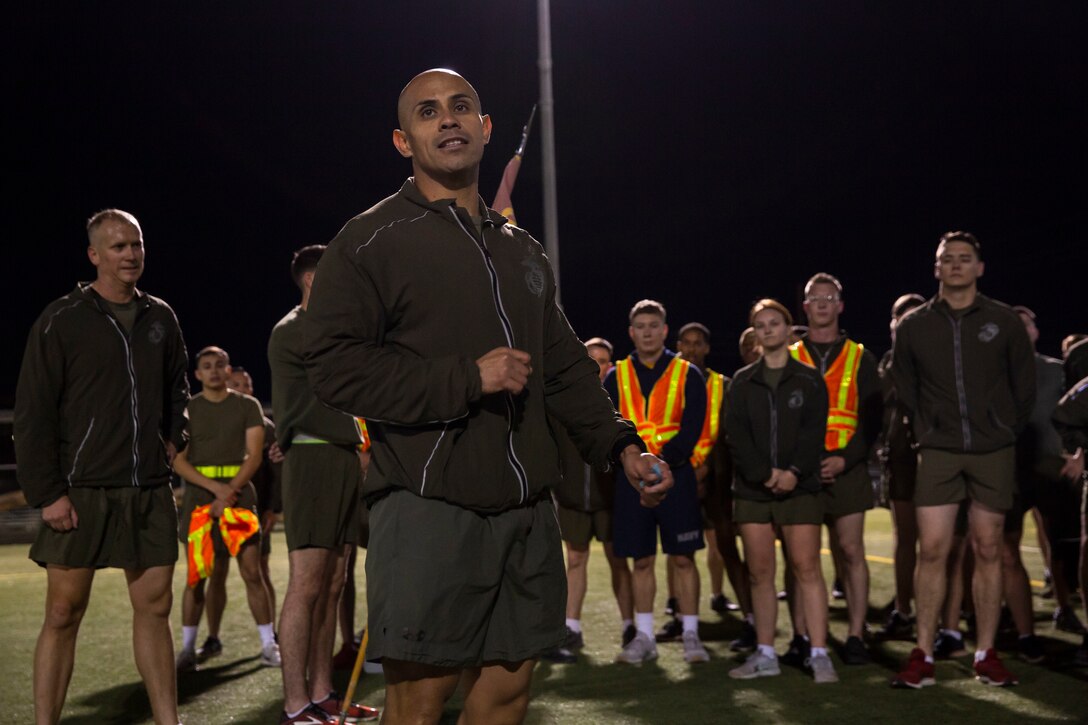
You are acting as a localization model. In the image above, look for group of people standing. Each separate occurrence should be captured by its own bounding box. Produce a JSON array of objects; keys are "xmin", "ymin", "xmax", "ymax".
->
[{"xmin": 13, "ymin": 67, "xmax": 1088, "ymax": 725}]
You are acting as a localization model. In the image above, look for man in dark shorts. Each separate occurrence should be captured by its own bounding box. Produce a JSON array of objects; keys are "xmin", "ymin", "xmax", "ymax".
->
[
  {"xmin": 1053, "ymin": 375, "xmax": 1088, "ymax": 665},
  {"xmin": 172, "ymin": 346, "xmax": 280, "ymax": 671},
  {"xmin": 891, "ymin": 231, "xmax": 1035, "ymax": 688},
  {"xmin": 15, "ymin": 208, "xmax": 189, "ymax": 724},
  {"xmin": 544, "ymin": 337, "xmax": 636, "ymax": 664},
  {"xmin": 303, "ymin": 69, "xmax": 665, "ymax": 724},
  {"xmin": 269, "ymin": 244, "xmax": 378, "ymax": 724},
  {"xmin": 605, "ymin": 300, "xmax": 709, "ymax": 665},
  {"xmin": 788, "ymin": 273, "xmax": 882, "ymax": 665}
]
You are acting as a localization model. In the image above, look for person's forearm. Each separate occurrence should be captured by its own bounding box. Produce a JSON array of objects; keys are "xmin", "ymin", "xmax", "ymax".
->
[
  {"xmin": 173, "ymin": 457, "xmax": 221, "ymax": 493},
  {"xmin": 228, "ymin": 456, "xmax": 263, "ymax": 493}
]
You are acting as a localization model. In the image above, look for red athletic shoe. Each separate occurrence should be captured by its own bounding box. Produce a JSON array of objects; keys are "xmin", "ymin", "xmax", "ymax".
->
[
  {"xmin": 890, "ymin": 647, "xmax": 936, "ymax": 689},
  {"xmin": 331, "ymin": 641, "xmax": 359, "ymax": 670},
  {"xmin": 313, "ymin": 692, "xmax": 380, "ymax": 723},
  {"xmin": 973, "ymin": 648, "xmax": 1018, "ymax": 686},
  {"xmin": 280, "ymin": 703, "xmax": 335, "ymax": 724}
]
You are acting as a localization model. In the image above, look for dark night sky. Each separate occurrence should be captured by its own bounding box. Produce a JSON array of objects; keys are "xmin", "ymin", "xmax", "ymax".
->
[{"xmin": 6, "ymin": 1, "xmax": 1086, "ymax": 406}]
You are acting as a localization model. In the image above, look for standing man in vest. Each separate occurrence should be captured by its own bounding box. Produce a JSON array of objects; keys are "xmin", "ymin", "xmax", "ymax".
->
[
  {"xmin": 788, "ymin": 273, "xmax": 882, "ymax": 664},
  {"xmin": 605, "ymin": 300, "xmax": 709, "ymax": 664},
  {"xmin": 891, "ymin": 231, "xmax": 1036, "ymax": 688},
  {"xmin": 303, "ymin": 69, "xmax": 663, "ymax": 724},
  {"xmin": 173, "ymin": 346, "xmax": 280, "ymax": 673},
  {"xmin": 15, "ymin": 209, "xmax": 189, "ymax": 725},
  {"xmin": 270, "ymin": 244, "xmax": 378, "ymax": 724}
]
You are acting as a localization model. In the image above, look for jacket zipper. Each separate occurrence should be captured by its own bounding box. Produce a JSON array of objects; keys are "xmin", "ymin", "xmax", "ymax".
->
[
  {"xmin": 448, "ymin": 207, "xmax": 530, "ymax": 504},
  {"xmin": 583, "ymin": 464, "xmax": 591, "ymax": 510},
  {"xmin": 948, "ymin": 315, "xmax": 973, "ymax": 451},
  {"xmin": 419, "ymin": 424, "xmax": 449, "ymax": 496},
  {"xmin": 767, "ymin": 389, "xmax": 779, "ymax": 468},
  {"xmin": 67, "ymin": 418, "xmax": 95, "ymax": 486},
  {"xmin": 106, "ymin": 318, "xmax": 142, "ymax": 486}
]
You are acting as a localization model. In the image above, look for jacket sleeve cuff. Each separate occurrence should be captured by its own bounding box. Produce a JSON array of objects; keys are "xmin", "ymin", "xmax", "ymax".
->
[{"xmin": 610, "ymin": 434, "xmax": 646, "ymax": 468}]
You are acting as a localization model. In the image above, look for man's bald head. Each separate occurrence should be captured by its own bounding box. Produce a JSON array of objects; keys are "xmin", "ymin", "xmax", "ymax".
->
[{"xmin": 397, "ymin": 68, "xmax": 481, "ymax": 128}]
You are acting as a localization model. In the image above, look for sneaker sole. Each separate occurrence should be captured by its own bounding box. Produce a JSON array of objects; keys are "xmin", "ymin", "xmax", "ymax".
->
[
  {"xmin": 684, "ymin": 654, "xmax": 710, "ymax": 663},
  {"xmin": 615, "ymin": 654, "xmax": 658, "ymax": 665},
  {"xmin": 890, "ymin": 676, "xmax": 935, "ymax": 689},
  {"xmin": 976, "ymin": 675, "xmax": 1017, "ymax": 687},
  {"xmin": 728, "ymin": 667, "xmax": 780, "ymax": 679}
]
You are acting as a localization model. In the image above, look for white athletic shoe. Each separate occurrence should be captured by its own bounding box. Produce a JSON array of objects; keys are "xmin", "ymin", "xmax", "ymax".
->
[
  {"xmin": 615, "ymin": 632, "xmax": 658, "ymax": 664},
  {"xmin": 728, "ymin": 651, "xmax": 781, "ymax": 679},
  {"xmin": 260, "ymin": 641, "xmax": 282, "ymax": 667},
  {"xmin": 809, "ymin": 653, "xmax": 839, "ymax": 684},
  {"xmin": 682, "ymin": 631, "xmax": 710, "ymax": 663}
]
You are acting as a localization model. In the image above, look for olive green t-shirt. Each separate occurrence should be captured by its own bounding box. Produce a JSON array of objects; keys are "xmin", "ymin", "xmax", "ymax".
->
[
  {"xmin": 762, "ymin": 365, "xmax": 784, "ymax": 392},
  {"xmin": 106, "ymin": 299, "xmax": 139, "ymax": 335},
  {"xmin": 184, "ymin": 390, "xmax": 264, "ymax": 466}
]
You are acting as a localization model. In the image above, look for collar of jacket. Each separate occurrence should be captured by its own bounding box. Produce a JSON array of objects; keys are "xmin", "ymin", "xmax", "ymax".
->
[
  {"xmin": 75, "ymin": 281, "xmax": 151, "ymax": 313},
  {"xmin": 930, "ymin": 293, "xmax": 991, "ymax": 318},
  {"xmin": 398, "ymin": 178, "xmax": 511, "ymax": 229},
  {"xmin": 798, "ymin": 330, "xmax": 851, "ymax": 348}
]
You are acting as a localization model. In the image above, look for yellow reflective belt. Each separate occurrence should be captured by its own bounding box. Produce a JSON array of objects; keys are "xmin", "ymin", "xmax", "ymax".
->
[
  {"xmin": 291, "ymin": 433, "xmax": 330, "ymax": 444},
  {"xmin": 195, "ymin": 465, "xmax": 241, "ymax": 478}
]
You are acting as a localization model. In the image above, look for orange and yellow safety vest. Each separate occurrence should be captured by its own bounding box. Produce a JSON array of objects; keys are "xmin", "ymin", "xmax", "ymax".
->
[
  {"xmin": 186, "ymin": 504, "xmax": 260, "ymax": 588},
  {"xmin": 690, "ymin": 369, "xmax": 725, "ymax": 467},
  {"xmin": 789, "ymin": 339, "xmax": 863, "ymax": 451},
  {"xmin": 616, "ymin": 355, "xmax": 691, "ymax": 456},
  {"xmin": 355, "ymin": 417, "xmax": 371, "ymax": 452}
]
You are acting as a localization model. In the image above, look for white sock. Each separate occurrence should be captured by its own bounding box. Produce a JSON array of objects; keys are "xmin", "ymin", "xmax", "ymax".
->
[
  {"xmin": 941, "ymin": 628, "xmax": 962, "ymax": 639},
  {"xmin": 635, "ymin": 612, "xmax": 655, "ymax": 638},
  {"xmin": 622, "ymin": 618, "xmax": 633, "ymax": 630},
  {"xmin": 682, "ymin": 615, "xmax": 699, "ymax": 634},
  {"xmin": 285, "ymin": 704, "xmax": 309, "ymax": 719},
  {"xmin": 757, "ymin": 644, "xmax": 777, "ymax": 659},
  {"xmin": 974, "ymin": 649, "xmax": 989, "ymax": 663},
  {"xmin": 810, "ymin": 646, "xmax": 828, "ymax": 658},
  {"xmin": 924, "ymin": 654, "xmax": 935, "ymax": 664},
  {"xmin": 744, "ymin": 613, "xmax": 755, "ymax": 626},
  {"xmin": 257, "ymin": 623, "xmax": 276, "ymax": 647},
  {"xmin": 181, "ymin": 625, "xmax": 198, "ymax": 652},
  {"xmin": 565, "ymin": 618, "xmax": 582, "ymax": 633}
]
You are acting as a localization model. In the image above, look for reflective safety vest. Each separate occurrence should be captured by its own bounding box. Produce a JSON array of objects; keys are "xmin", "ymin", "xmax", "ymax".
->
[
  {"xmin": 616, "ymin": 356, "xmax": 691, "ymax": 456},
  {"xmin": 186, "ymin": 504, "xmax": 260, "ymax": 588},
  {"xmin": 355, "ymin": 417, "xmax": 371, "ymax": 452},
  {"xmin": 690, "ymin": 369, "xmax": 725, "ymax": 467},
  {"xmin": 789, "ymin": 339, "xmax": 863, "ymax": 451},
  {"xmin": 291, "ymin": 418, "xmax": 371, "ymax": 452}
]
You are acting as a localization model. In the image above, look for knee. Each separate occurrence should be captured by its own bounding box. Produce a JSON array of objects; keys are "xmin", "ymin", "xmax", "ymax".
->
[
  {"xmin": 632, "ymin": 558, "xmax": 654, "ymax": 574},
  {"xmin": 789, "ymin": 556, "xmax": 823, "ymax": 583},
  {"xmin": 671, "ymin": 555, "xmax": 695, "ymax": 572},
  {"xmin": 972, "ymin": 538, "xmax": 1002, "ymax": 565},
  {"xmin": 567, "ymin": 549, "xmax": 589, "ymax": 571},
  {"xmin": 917, "ymin": 541, "xmax": 950, "ymax": 566},
  {"xmin": 44, "ymin": 596, "xmax": 88, "ymax": 631}
]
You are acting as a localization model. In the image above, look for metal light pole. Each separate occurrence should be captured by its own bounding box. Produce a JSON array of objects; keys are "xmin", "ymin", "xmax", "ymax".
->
[{"xmin": 537, "ymin": 0, "xmax": 561, "ymax": 302}]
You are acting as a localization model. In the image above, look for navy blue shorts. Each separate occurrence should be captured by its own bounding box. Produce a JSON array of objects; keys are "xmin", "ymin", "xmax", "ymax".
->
[{"xmin": 612, "ymin": 464, "xmax": 705, "ymax": 559}]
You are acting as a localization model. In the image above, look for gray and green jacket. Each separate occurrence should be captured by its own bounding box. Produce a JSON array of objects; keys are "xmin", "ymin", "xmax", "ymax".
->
[
  {"xmin": 892, "ymin": 294, "xmax": 1035, "ymax": 454},
  {"xmin": 14, "ymin": 283, "xmax": 190, "ymax": 508},
  {"xmin": 268, "ymin": 305, "xmax": 362, "ymax": 452},
  {"xmin": 305, "ymin": 179, "xmax": 641, "ymax": 513},
  {"xmin": 726, "ymin": 357, "xmax": 829, "ymax": 502}
]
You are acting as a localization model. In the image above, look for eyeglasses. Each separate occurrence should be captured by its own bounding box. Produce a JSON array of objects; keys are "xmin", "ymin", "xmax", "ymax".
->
[{"xmin": 805, "ymin": 294, "xmax": 840, "ymax": 303}]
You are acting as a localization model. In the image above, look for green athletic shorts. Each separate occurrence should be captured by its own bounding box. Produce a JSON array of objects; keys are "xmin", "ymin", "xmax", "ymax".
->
[
  {"xmin": 733, "ymin": 490, "xmax": 824, "ymax": 526},
  {"xmin": 556, "ymin": 503, "xmax": 612, "ymax": 546},
  {"xmin": 822, "ymin": 462, "xmax": 875, "ymax": 519},
  {"xmin": 915, "ymin": 447, "xmax": 1016, "ymax": 511},
  {"xmin": 365, "ymin": 489, "xmax": 566, "ymax": 668},
  {"xmin": 178, "ymin": 480, "xmax": 260, "ymax": 557},
  {"xmin": 885, "ymin": 449, "xmax": 918, "ymax": 502},
  {"xmin": 30, "ymin": 485, "xmax": 179, "ymax": 569},
  {"xmin": 283, "ymin": 443, "xmax": 361, "ymax": 551}
]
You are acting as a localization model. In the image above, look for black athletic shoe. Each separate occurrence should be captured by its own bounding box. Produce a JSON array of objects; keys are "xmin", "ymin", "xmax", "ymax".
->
[
  {"xmin": 621, "ymin": 624, "xmax": 637, "ymax": 648},
  {"xmin": 933, "ymin": 630, "xmax": 967, "ymax": 659},
  {"xmin": 1054, "ymin": 607, "xmax": 1088, "ymax": 634},
  {"xmin": 831, "ymin": 578, "xmax": 846, "ymax": 600},
  {"xmin": 877, "ymin": 610, "xmax": 914, "ymax": 640},
  {"xmin": 780, "ymin": 635, "xmax": 810, "ymax": 667},
  {"xmin": 710, "ymin": 593, "xmax": 730, "ymax": 614},
  {"xmin": 1016, "ymin": 634, "xmax": 1045, "ymax": 664},
  {"xmin": 1074, "ymin": 635, "xmax": 1088, "ymax": 667},
  {"xmin": 1040, "ymin": 570, "xmax": 1053, "ymax": 599},
  {"xmin": 540, "ymin": 645, "xmax": 577, "ymax": 664},
  {"xmin": 730, "ymin": 622, "xmax": 757, "ymax": 652},
  {"xmin": 841, "ymin": 635, "xmax": 871, "ymax": 665},
  {"xmin": 196, "ymin": 636, "xmax": 222, "ymax": 662},
  {"xmin": 562, "ymin": 627, "xmax": 585, "ymax": 650},
  {"xmin": 655, "ymin": 617, "xmax": 683, "ymax": 642},
  {"xmin": 664, "ymin": 596, "xmax": 679, "ymax": 617}
]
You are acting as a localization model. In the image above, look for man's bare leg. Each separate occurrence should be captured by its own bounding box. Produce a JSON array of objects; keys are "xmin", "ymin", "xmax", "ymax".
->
[
  {"xmin": 34, "ymin": 565, "xmax": 94, "ymax": 725},
  {"xmin": 382, "ymin": 659, "xmax": 461, "ymax": 725},
  {"xmin": 564, "ymin": 542, "xmax": 590, "ymax": 619},
  {"xmin": 739, "ymin": 523, "xmax": 777, "ymax": 646},
  {"xmin": 631, "ymin": 554, "xmax": 656, "ymax": 614},
  {"xmin": 1001, "ymin": 528, "xmax": 1034, "ymax": 637},
  {"xmin": 967, "ymin": 501, "xmax": 1006, "ymax": 652},
  {"xmin": 204, "ymin": 555, "xmax": 229, "ymax": 640},
  {"xmin": 181, "ymin": 578, "xmax": 206, "ymax": 628},
  {"xmin": 715, "ymin": 517, "xmax": 752, "ymax": 614},
  {"xmin": 236, "ymin": 542, "xmax": 274, "ymax": 626},
  {"xmin": 914, "ymin": 503, "xmax": 960, "ymax": 656},
  {"xmin": 671, "ymin": 553, "xmax": 699, "ymax": 618},
  {"xmin": 602, "ymin": 542, "xmax": 633, "ymax": 622},
  {"xmin": 307, "ymin": 544, "xmax": 347, "ymax": 702},
  {"xmin": 459, "ymin": 659, "xmax": 536, "ymax": 725},
  {"xmin": 339, "ymin": 545, "xmax": 358, "ymax": 651},
  {"xmin": 280, "ymin": 546, "xmax": 335, "ymax": 714},
  {"xmin": 830, "ymin": 512, "xmax": 869, "ymax": 639},
  {"xmin": 126, "ymin": 565, "xmax": 179, "ymax": 725},
  {"xmin": 705, "ymin": 528, "xmax": 725, "ymax": 598}
]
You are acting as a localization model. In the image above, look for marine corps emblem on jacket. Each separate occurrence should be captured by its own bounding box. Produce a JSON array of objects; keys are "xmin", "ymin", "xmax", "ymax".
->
[
  {"xmin": 149, "ymin": 321, "xmax": 166, "ymax": 344},
  {"xmin": 522, "ymin": 256, "xmax": 545, "ymax": 297},
  {"xmin": 978, "ymin": 322, "xmax": 999, "ymax": 343},
  {"xmin": 789, "ymin": 389, "xmax": 804, "ymax": 409}
]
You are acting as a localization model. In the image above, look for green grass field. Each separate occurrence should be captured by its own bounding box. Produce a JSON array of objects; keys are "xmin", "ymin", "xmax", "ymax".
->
[{"xmin": 1, "ymin": 508, "xmax": 1084, "ymax": 723}]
